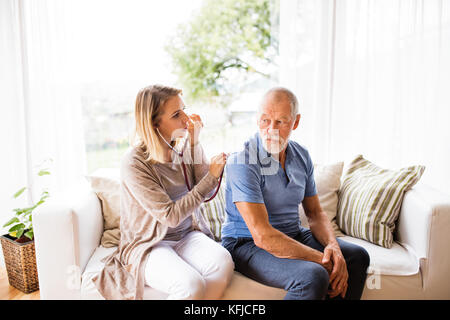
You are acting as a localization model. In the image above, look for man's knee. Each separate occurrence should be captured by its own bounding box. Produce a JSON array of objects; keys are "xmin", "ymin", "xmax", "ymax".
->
[
  {"xmin": 358, "ymin": 247, "xmax": 370, "ymax": 270},
  {"xmin": 310, "ymin": 264, "xmax": 330, "ymax": 291},
  {"xmin": 288, "ymin": 263, "xmax": 330, "ymax": 300},
  {"xmin": 345, "ymin": 244, "xmax": 370, "ymax": 272},
  {"xmin": 356, "ymin": 247, "xmax": 370, "ymax": 286}
]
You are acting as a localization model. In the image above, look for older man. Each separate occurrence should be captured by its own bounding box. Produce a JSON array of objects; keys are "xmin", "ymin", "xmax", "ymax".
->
[{"xmin": 221, "ymin": 87, "xmax": 370, "ymax": 300}]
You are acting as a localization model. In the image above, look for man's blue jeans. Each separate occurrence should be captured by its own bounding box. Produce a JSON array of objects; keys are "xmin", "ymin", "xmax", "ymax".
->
[{"xmin": 222, "ymin": 227, "xmax": 370, "ymax": 300}]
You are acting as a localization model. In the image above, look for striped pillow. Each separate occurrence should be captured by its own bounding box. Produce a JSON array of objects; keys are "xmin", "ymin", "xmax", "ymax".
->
[
  {"xmin": 197, "ymin": 174, "xmax": 227, "ymax": 242},
  {"xmin": 336, "ymin": 155, "xmax": 425, "ymax": 248}
]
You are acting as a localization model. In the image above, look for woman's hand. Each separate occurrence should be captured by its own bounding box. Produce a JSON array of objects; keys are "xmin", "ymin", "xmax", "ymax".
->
[
  {"xmin": 209, "ymin": 153, "xmax": 227, "ymax": 179},
  {"xmin": 187, "ymin": 114, "xmax": 203, "ymax": 147}
]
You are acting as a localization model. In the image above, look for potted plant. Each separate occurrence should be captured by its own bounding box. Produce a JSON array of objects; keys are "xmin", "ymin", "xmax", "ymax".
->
[{"xmin": 1, "ymin": 165, "xmax": 51, "ymax": 294}]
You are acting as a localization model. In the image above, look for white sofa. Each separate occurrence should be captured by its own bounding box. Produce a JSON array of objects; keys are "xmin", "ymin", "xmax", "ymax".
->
[{"xmin": 33, "ymin": 171, "xmax": 450, "ymax": 300}]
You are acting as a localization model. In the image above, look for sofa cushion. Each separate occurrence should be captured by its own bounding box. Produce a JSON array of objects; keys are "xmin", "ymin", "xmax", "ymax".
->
[
  {"xmin": 336, "ymin": 155, "xmax": 425, "ymax": 248},
  {"xmin": 86, "ymin": 169, "xmax": 121, "ymax": 248},
  {"xmin": 339, "ymin": 235, "xmax": 420, "ymax": 276},
  {"xmin": 299, "ymin": 161, "xmax": 345, "ymax": 237},
  {"xmin": 197, "ymin": 185, "xmax": 226, "ymax": 241}
]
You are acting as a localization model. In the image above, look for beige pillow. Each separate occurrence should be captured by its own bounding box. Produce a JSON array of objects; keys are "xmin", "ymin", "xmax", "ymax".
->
[
  {"xmin": 299, "ymin": 161, "xmax": 345, "ymax": 237},
  {"xmin": 86, "ymin": 171, "xmax": 121, "ymax": 248}
]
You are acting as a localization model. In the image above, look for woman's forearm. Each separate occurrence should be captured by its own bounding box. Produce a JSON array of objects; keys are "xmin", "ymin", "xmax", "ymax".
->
[{"xmin": 190, "ymin": 143, "xmax": 210, "ymax": 184}]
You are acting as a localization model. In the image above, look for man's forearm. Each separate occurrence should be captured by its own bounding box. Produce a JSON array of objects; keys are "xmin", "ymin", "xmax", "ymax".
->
[
  {"xmin": 308, "ymin": 210, "xmax": 338, "ymax": 248},
  {"xmin": 255, "ymin": 227, "xmax": 324, "ymax": 264},
  {"xmin": 236, "ymin": 201, "xmax": 329, "ymax": 266}
]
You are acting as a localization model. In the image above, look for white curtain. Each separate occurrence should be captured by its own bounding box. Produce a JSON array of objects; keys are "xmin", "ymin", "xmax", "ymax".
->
[
  {"xmin": 0, "ymin": 0, "xmax": 87, "ymax": 241},
  {"xmin": 280, "ymin": 0, "xmax": 450, "ymax": 194}
]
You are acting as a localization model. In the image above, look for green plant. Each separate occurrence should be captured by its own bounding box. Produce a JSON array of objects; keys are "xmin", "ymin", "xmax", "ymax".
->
[{"xmin": 2, "ymin": 167, "xmax": 51, "ymax": 242}]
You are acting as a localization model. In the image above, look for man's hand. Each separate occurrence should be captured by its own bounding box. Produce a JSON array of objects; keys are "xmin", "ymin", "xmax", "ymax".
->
[
  {"xmin": 322, "ymin": 243, "xmax": 348, "ymax": 298},
  {"xmin": 319, "ymin": 252, "xmax": 333, "ymax": 274},
  {"xmin": 302, "ymin": 195, "xmax": 349, "ymax": 298}
]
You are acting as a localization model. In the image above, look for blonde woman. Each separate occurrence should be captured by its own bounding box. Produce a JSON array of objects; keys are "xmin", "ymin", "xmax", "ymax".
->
[{"xmin": 93, "ymin": 85, "xmax": 234, "ymax": 300}]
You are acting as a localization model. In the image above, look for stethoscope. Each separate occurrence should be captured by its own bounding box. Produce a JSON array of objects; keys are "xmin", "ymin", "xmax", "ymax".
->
[{"xmin": 157, "ymin": 128, "xmax": 223, "ymax": 203}]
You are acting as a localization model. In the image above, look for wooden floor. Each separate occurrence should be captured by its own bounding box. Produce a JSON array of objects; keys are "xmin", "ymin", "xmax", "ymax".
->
[{"xmin": 0, "ymin": 267, "xmax": 40, "ymax": 300}]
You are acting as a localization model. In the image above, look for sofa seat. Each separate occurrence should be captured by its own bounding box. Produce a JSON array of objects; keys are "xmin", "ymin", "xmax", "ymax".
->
[
  {"xmin": 80, "ymin": 232, "xmax": 422, "ymax": 300},
  {"xmin": 338, "ymin": 236, "xmax": 419, "ymax": 276},
  {"xmin": 80, "ymin": 245, "xmax": 287, "ymax": 300},
  {"xmin": 339, "ymin": 236, "xmax": 424, "ymax": 300}
]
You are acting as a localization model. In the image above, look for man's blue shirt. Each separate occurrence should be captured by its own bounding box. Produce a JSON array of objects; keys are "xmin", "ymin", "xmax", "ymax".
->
[{"xmin": 221, "ymin": 132, "xmax": 318, "ymax": 239}]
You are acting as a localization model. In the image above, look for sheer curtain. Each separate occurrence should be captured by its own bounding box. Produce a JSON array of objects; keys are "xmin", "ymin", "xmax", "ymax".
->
[
  {"xmin": 280, "ymin": 0, "xmax": 450, "ymax": 194},
  {"xmin": 0, "ymin": 0, "xmax": 87, "ymax": 254}
]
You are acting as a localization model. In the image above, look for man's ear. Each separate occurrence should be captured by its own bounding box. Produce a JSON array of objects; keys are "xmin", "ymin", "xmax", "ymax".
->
[{"xmin": 292, "ymin": 114, "xmax": 301, "ymax": 130}]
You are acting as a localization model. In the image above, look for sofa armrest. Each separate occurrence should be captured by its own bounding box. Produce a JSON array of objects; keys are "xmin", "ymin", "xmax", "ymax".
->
[
  {"xmin": 33, "ymin": 179, "xmax": 103, "ymax": 299},
  {"xmin": 396, "ymin": 183, "xmax": 450, "ymax": 299}
]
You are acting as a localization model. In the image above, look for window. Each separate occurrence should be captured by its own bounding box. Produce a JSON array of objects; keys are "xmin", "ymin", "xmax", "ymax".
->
[{"xmin": 68, "ymin": 0, "xmax": 279, "ymax": 173}]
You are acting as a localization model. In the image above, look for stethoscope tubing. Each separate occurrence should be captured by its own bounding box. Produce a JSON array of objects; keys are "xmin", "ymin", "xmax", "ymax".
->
[{"xmin": 157, "ymin": 128, "xmax": 223, "ymax": 202}]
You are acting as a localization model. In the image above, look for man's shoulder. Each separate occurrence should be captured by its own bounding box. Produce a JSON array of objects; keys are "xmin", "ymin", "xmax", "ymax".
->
[
  {"xmin": 287, "ymin": 140, "xmax": 314, "ymax": 173},
  {"xmin": 226, "ymin": 136, "xmax": 262, "ymax": 180},
  {"xmin": 226, "ymin": 150, "xmax": 260, "ymax": 172},
  {"xmin": 227, "ymin": 133, "xmax": 260, "ymax": 165},
  {"xmin": 288, "ymin": 139, "xmax": 310, "ymax": 156}
]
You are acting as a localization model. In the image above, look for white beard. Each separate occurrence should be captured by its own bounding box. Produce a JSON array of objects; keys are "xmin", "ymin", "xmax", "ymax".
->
[{"xmin": 261, "ymin": 134, "xmax": 288, "ymax": 156}]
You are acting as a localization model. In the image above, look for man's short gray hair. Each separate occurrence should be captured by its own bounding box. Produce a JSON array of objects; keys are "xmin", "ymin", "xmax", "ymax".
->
[{"xmin": 259, "ymin": 87, "xmax": 299, "ymax": 117}]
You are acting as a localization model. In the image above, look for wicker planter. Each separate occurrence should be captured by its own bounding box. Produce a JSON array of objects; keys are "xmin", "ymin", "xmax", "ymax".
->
[{"xmin": 1, "ymin": 234, "xmax": 39, "ymax": 293}]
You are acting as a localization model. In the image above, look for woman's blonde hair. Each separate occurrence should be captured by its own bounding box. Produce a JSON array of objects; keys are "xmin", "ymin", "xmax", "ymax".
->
[{"xmin": 132, "ymin": 85, "xmax": 182, "ymax": 163}]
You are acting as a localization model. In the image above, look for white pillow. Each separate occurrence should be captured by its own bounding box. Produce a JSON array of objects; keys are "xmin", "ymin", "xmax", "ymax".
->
[{"xmin": 298, "ymin": 161, "xmax": 345, "ymax": 237}]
